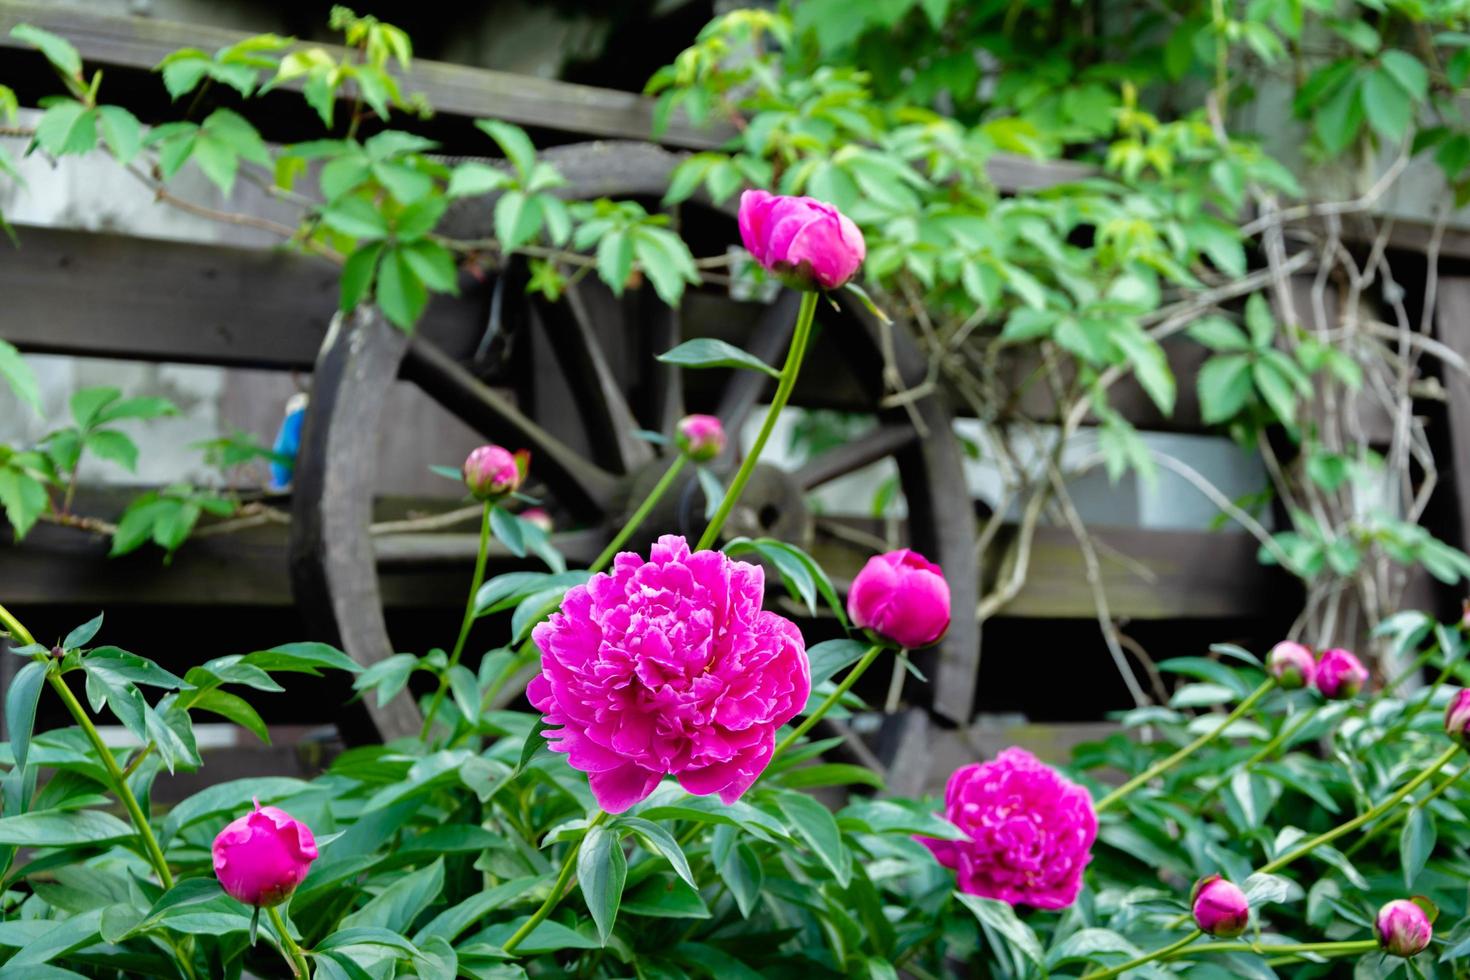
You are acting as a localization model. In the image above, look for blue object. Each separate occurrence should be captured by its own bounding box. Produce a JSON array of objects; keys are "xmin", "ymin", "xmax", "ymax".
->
[{"xmin": 270, "ymin": 393, "xmax": 309, "ymax": 491}]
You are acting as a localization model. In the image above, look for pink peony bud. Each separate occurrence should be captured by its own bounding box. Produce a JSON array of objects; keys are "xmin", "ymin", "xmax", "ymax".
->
[
  {"xmin": 1446, "ymin": 688, "xmax": 1470, "ymax": 749},
  {"xmin": 1462, "ymin": 598, "xmax": 1470, "ymax": 629},
  {"xmin": 1266, "ymin": 641, "xmax": 1315, "ymax": 689},
  {"xmin": 1191, "ymin": 875, "xmax": 1250, "ymax": 938},
  {"xmin": 738, "ymin": 190, "xmax": 866, "ymax": 291},
  {"xmin": 212, "ymin": 801, "xmax": 317, "ymax": 908},
  {"xmin": 847, "ymin": 549, "xmax": 950, "ymax": 650},
  {"xmin": 676, "ymin": 414, "xmax": 726, "ymax": 463},
  {"xmin": 463, "ymin": 445, "xmax": 525, "ymax": 502},
  {"xmin": 1314, "ymin": 647, "xmax": 1369, "ymax": 700},
  {"xmin": 1376, "ymin": 899, "xmax": 1433, "ymax": 957},
  {"xmin": 521, "ymin": 508, "xmax": 554, "ymax": 533}
]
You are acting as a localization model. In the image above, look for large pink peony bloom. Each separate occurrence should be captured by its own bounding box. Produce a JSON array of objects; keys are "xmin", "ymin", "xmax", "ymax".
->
[
  {"xmin": 212, "ymin": 801, "xmax": 317, "ymax": 908},
  {"xmin": 738, "ymin": 190, "xmax": 866, "ymax": 290},
  {"xmin": 919, "ymin": 748, "xmax": 1097, "ymax": 909},
  {"xmin": 529, "ymin": 535, "xmax": 810, "ymax": 813}
]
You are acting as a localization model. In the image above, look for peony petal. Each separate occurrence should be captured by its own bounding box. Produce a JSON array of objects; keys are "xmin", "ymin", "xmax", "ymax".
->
[{"xmin": 588, "ymin": 763, "xmax": 664, "ymax": 813}]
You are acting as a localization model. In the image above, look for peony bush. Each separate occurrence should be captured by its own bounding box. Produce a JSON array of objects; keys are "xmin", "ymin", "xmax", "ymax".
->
[{"xmin": 0, "ymin": 11, "xmax": 1468, "ymax": 980}]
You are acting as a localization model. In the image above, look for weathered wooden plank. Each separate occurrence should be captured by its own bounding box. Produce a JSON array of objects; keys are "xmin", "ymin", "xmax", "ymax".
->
[
  {"xmin": 0, "ymin": 224, "xmax": 487, "ymax": 369},
  {"xmin": 0, "ymin": 1, "xmax": 1086, "ymax": 192},
  {"xmin": 1435, "ymin": 277, "xmax": 1470, "ymax": 551}
]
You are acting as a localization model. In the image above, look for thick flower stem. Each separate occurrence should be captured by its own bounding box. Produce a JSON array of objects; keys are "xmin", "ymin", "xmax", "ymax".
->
[
  {"xmin": 420, "ymin": 502, "xmax": 494, "ymax": 740},
  {"xmin": 0, "ymin": 602, "xmax": 175, "ymax": 889},
  {"xmin": 502, "ymin": 810, "xmax": 609, "ymax": 955},
  {"xmin": 1258, "ymin": 743, "xmax": 1462, "ymax": 875},
  {"xmin": 771, "ymin": 642, "xmax": 885, "ymax": 763},
  {"xmin": 267, "ymin": 905, "xmax": 311, "ymax": 978},
  {"xmin": 696, "ymin": 289, "xmax": 818, "ymax": 552},
  {"xmin": 1094, "ymin": 680, "xmax": 1274, "ymax": 813},
  {"xmin": 590, "ymin": 455, "xmax": 687, "ymax": 574},
  {"xmin": 1080, "ymin": 929, "xmax": 1202, "ymax": 980},
  {"xmin": 1345, "ymin": 755, "xmax": 1470, "ymax": 858}
]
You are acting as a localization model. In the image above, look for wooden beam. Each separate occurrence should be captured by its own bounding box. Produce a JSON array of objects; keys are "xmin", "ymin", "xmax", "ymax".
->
[
  {"xmin": 0, "ymin": 0, "xmax": 1085, "ymax": 193},
  {"xmin": 1436, "ymin": 277, "xmax": 1470, "ymax": 550},
  {"xmin": 0, "ymin": 224, "xmax": 487, "ymax": 369}
]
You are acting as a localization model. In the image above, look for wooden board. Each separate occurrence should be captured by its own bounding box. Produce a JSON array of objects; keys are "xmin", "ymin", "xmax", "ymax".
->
[{"xmin": 0, "ymin": 0, "xmax": 1086, "ymax": 193}]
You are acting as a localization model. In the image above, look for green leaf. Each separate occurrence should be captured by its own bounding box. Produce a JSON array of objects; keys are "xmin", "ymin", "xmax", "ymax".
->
[
  {"xmin": 1401, "ymin": 807, "xmax": 1435, "ymax": 889},
  {"xmin": 1112, "ymin": 328, "xmax": 1175, "ymax": 416},
  {"xmin": 1380, "ymin": 50, "xmax": 1429, "ymax": 100},
  {"xmin": 0, "ymin": 340, "xmax": 42, "ymax": 415},
  {"xmin": 476, "ymin": 120, "xmax": 538, "ymax": 180},
  {"xmin": 95, "ymin": 396, "xmax": 177, "ymax": 425},
  {"xmin": 494, "ymin": 190, "xmax": 543, "ymax": 251},
  {"xmin": 86, "ymin": 430, "xmax": 140, "ymax": 472},
  {"xmin": 11, "ymin": 24, "xmax": 82, "ymax": 78},
  {"xmin": 240, "ymin": 641, "xmax": 360, "ymax": 674},
  {"xmin": 1188, "ymin": 316, "xmax": 1252, "ymax": 351},
  {"xmin": 774, "ymin": 791, "xmax": 850, "ymax": 886},
  {"xmin": 191, "ymin": 688, "xmax": 270, "ymax": 743},
  {"xmin": 34, "ymin": 101, "xmax": 96, "ymax": 157},
  {"xmin": 1362, "ymin": 67, "xmax": 1413, "ymax": 142},
  {"xmin": 191, "ymin": 134, "xmax": 240, "ymax": 195},
  {"xmin": 805, "ymin": 638, "xmax": 869, "ymax": 687},
  {"xmin": 718, "ymin": 839, "xmax": 763, "ymax": 917},
  {"xmin": 1252, "ymin": 358, "xmax": 1299, "ymax": 426},
  {"xmin": 0, "ymin": 468, "xmax": 48, "ymax": 540},
  {"xmin": 63, "ymin": 613, "xmax": 103, "ymax": 650},
  {"xmin": 1197, "ymin": 354, "xmax": 1254, "ymax": 424},
  {"xmin": 340, "ymin": 242, "xmax": 384, "ymax": 312},
  {"xmin": 776, "ymin": 762, "xmax": 883, "ymax": 790},
  {"xmin": 395, "ymin": 197, "xmax": 447, "ymax": 241},
  {"xmin": 956, "ymin": 894, "xmax": 1045, "ymax": 969},
  {"xmin": 160, "ymin": 776, "xmax": 313, "ymax": 842},
  {"xmin": 447, "ymin": 162, "xmax": 512, "ymax": 198},
  {"xmin": 1316, "ymin": 78, "xmax": 1364, "ymax": 155},
  {"xmin": 97, "ymin": 106, "xmax": 143, "ymax": 164},
  {"xmin": 0, "ymin": 808, "xmax": 133, "ymax": 845},
  {"xmin": 656, "ymin": 339, "xmax": 779, "ymax": 378},
  {"xmin": 400, "ymin": 241, "xmax": 459, "ymax": 294},
  {"xmin": 621, "ymin": 873, "xmax": 708, "ymax": 919},
  {"xmin": 596, "ymin": 228, "xmax": 635, "ymax": 294},
  {"xmin": 340, "ymin": 857, "xmax": 445, "ymax": 933},
  {"xmin": 617, "ymin": 817, "xmax": 695, "ymax": 888},
  {"xmin": 6, "ymin": 661, "xmax": 47, "ymax": 772},
  {"xmin": 322, "ymin": 197, "xmax": 390, "ymax": 240},
  {"xmin": 578, "ymin": 825, "xmax": 627, "ymax": 945},
  {"xmin": 490, "ymin": 505, "xmax": 526, "ymax": 558},
  {"xmin": 376, "ymin": 247, "xmax": 428, "ymax": 331}
]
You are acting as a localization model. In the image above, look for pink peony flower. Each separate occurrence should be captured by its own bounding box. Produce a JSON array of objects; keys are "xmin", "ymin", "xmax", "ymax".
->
[
  {"xmin": 463, "ymin": 445, "xmax": 525, "ymax": 501},
  {"xmin": 918, "ymin": 748, "xmax": 1097, "ymax": 909},
  {"xmin": 1266, "ymin": 640, "xmax": 1315, "ymax": 690},
  {"xmin": 212, "ymin": 801, "xmax": 317, "ymax": 908},
  {"xmin": 1446, "ymin": 688, "xmax": 1470, "ymax": 748},
  {"xmin": 1192, "ymin": 875, "xmax": 1250, "ymax": 937},
  {"xmin": 529, "ymin": 535, "xmax": 810, "ymax": 813},
  {"xmin": 676, "ymin": 414, "xmax": 726, "ymax": 463},
  {"xmin": 848, "ymin": 549, "xmax": 951, "ymax": 649},
  {"xmin": 1315, "ymin": 647, "xmax": 1369, "ymax": 699},
  {"xmin": 738, "ymin": 190, "xmax": 866, "ymax": 290},
  {"xmin": 1376, "ymin": 899, "xmax": 1433, "ymax": 957}
]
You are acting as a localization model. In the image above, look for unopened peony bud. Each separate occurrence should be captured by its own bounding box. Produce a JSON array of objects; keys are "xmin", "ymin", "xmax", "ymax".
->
[
  {"xmin": 1314, "ymin": 648, "xmax": 1369, "ymax": 699},
  {"xmin": 1446, "ymin": 689, "xmax": 1470, "ymax": 749},
  {"xmin": 1376, "ymin": 899, "xmax": 1433, "ymax": 957},
  {"xmin": 1192, "ymin": 875, "xmax": 1250, "ymax": 938},
  {"xmin": 1266, "ymin": 640, "xmax": 1315, "ymax": 689},
  {"xmin": 847, "ymin": 549, "xmax": 950, "ymax": 650},
  {"xmin": 463, "ymin": 445, "xmax": 525, "ymax": 502},
  {"xmin": 213, "ymin": 801, "xmax": 317, "ymax": 908},
  {"xmin": 676, "ymin": 414, "xmax": 726, "ymax": 463},
  {"xmin": 738, "ymin": 190, "xmax": 866, "ymax": 291},
  {"xmin": 521, "ymin": 508, "xmax": 554, "ymax": 533}
]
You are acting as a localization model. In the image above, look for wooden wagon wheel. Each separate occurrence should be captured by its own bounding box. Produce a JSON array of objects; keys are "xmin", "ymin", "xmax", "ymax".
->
[{"xmin": 290, "ymin": 142, "xmax": 978, "ymax": 744}]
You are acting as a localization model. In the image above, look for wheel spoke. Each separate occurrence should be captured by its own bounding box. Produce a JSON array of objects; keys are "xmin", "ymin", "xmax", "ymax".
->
[
  {"xmin": 400, "ymin": 336, "xmax": 620, "ymax": 521},
  {"xmin": 640, "ymin": 291, "xmax": 684, "ymax": 437},
  {"xmin": 795, "ymin": 425, "xmax": 918, "ymax": 491},
  {"xmin": 533, "ymin": 283, "xmax": 656, "ymax": 473},
  {"xmin": 715, "ymin": 290, "xmax": 802, "ymax": 438}
]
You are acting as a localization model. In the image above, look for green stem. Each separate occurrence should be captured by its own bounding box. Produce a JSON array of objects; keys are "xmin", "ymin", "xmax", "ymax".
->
[
  {"xmin": 502, "ymin": 810, "xmax": 609, "ymax": 955},
  {"xmin": 1081, "ymin": 930, "xmax": 1202, "ymax": 980},
  {"xmin": 1191, "ymin": 939, "xmax": 1378, "ymax": 956},
  {"xmin": 1095, "ymin": 680, "xmax": 1275, "ymax": 813},
  {"xmin": 0, "ymin": 603, "xmax": 176, "ymax": 889},
  {"xmin": 1195, "ymin": 707, "xmax": 1315, "ymax": 811},
  {"xmin": 420, "ymin": 502, "xmax": 494, "ymax": 740},
  {"xmin": 1383, "ymin": 642, "xmax": 1441, "ymax": 696},
  {"xmin": 1259, "ymin": 743, "xmax": 1462, "ymax": 875},
  {"xmin": 1345, "ymin": 755, "xmax": 1470, "ymax": 858},
  {"xmin": 267, "ymin": 905, "xmax": 311, "ymax": 979},
  {"xmin": 771, "ymin": 643, "xmax": 884, "ymax": 763},
  {"xmin": 590, "ymin": 455, "xmax": 687, "ymax": 574},
  {"xmin": 883, "ymin": 649, "xmax": 909, "ymax": 713},
  {"xmin": 696, "ymin": 289, "xmax": 818, "ymax": 552}
]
